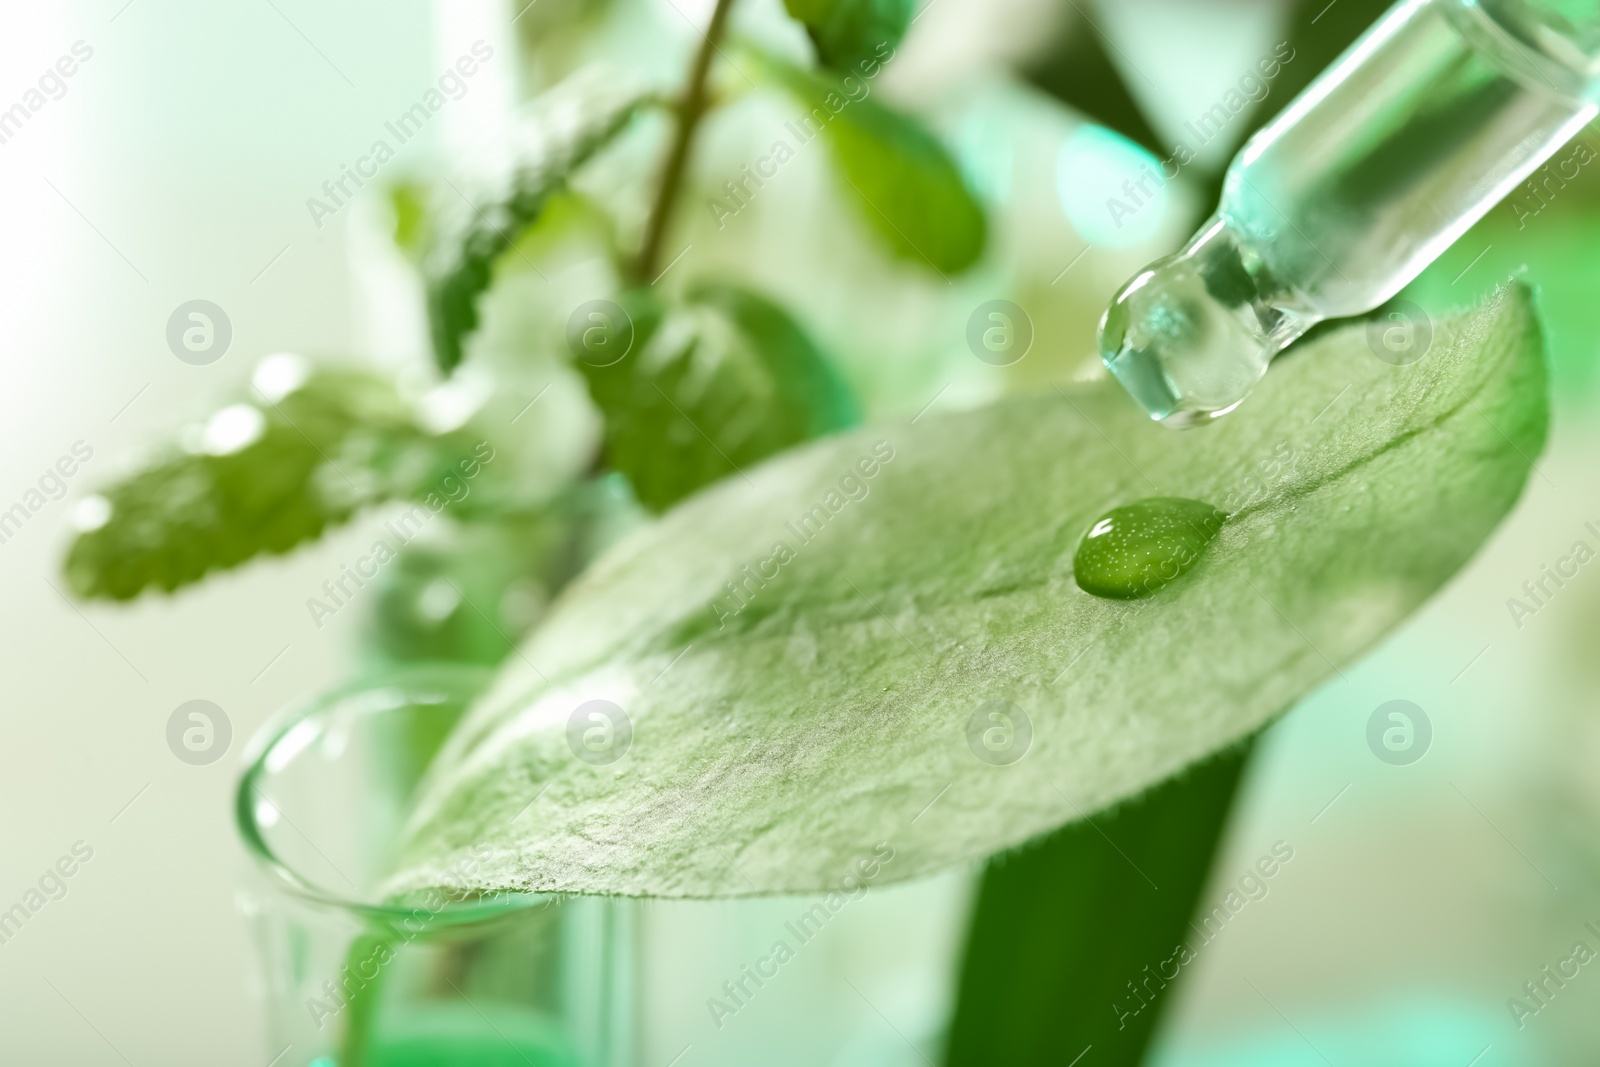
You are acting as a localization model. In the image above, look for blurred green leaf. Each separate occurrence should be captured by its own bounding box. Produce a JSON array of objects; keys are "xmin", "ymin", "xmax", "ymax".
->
[
  {"xmin": 1410, "ymin": 166, "xmax": 1600, "ymax": 400},
  {"xmin": 1021, "ymin": 5, "xmax": 1165, "ymax": 156},
  {"xmin": 363, "ymin": 478, "xmax": 647, "ymax": 669},
  {"xmin": 576, "ymin": 281, "xmax": 859, "ymax": 512},
  {"xmin": 512, "ymin": 0, "xmax": 619, "ymax": 90},
  {"xmin": 388, "ymin": 180, "xmax": 430, "ymax": 263},
  {"xmin": 389, "ymin": 290, "xmax": 1545, "ymax": 899},
  {"xmin": 1189, "ymin": 0, "xmax": 1397, "ymax": 217},
  {"xmin": 65, "ymin": 362, "xmax": 493, "ymax": 601},
  {"xmin": 1274, "ymin": 0, "xmax": 1399, "ymax": 115},
  {"xmin": 782, "ymin": 0, "xmax": 913, "ymax": 74},
  {"xmin": 757, "ymin": 53, "xmax": 986, "ymax": 273},
  {"xmin": 425, "ymin": 73, "xmax": 647, "ymax": 374},
  {"xmin": 501, "ymin": 189, "xmax": 620, "ymax": 279},
  {"xmin": 946, "ymin": 740, "xmax": 1253, "ymax": 1067},
  {"xmin": 364, "ymin": 518, "xmax": 568, "ymax": 670}
]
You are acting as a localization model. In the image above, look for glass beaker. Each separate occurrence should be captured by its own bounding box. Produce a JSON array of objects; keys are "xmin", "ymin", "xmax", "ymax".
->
[
  {"xmin": 235, "ymin": 665, "xmax": 635, "ymax": 1067},
  {"xmin": 236, "ymin": 665, "xmax": 974, "ymax": 1066}
]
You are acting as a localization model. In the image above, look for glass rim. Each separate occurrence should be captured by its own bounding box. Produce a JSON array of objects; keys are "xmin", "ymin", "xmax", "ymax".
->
[{"xmin": 235, "ymin": 662, "xmax": 552, "ymax": 926}]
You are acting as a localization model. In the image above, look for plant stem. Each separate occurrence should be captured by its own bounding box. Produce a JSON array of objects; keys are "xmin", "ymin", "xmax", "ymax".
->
[
  {"xmin": 632, "ymin": 0, "xmax": 738, "ymax": 284},
  {"xmin": 944, "ymin": 737, "xmax": 1258, "ymax": 1067}
]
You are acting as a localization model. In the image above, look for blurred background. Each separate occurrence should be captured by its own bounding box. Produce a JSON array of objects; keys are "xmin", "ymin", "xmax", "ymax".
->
[{"xmin": 2, "ymin": 0, "xmax": 1599, "ymax": 1063}]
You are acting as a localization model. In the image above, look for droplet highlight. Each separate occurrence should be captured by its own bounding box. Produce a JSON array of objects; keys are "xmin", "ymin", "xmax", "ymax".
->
[{"xmin": 1073, "ymin": 497, "xmax": 1227, "ymax": 600}]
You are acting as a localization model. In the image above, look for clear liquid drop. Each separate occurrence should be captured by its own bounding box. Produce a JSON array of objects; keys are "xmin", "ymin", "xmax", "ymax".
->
[{"xmin": 1073, "ymin": 497, "xmax": 1227, "ymax": 600}]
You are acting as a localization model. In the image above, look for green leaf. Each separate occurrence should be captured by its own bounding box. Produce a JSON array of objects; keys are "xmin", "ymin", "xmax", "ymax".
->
[
  {"xmin": 757, "ymin": 53, "xmax": 986, "ymax": 273},
  {"xmin": 1020, "ymin": 6, "xmax": 1165, "ymax": 157},
  {"xmin": 575, "ymin": 282, "xmax": 859, "ymax": 512},
  {"xmin": 388, "ymin": 179, "xmax": 430, "ymax": 263},
  {"xmin": 362, "ymin": 478, "xmax": 647, "ymax": 669},
  {"xmin": 782, "ymin": 0, "xmax": 913, "ymax": 74},
  {"xmin": 424, "ymin": 73, "xmax": 646, "ymax": 374},
  {"xmin": 946, "ymin": 739, "xmax": 1253, "ymax": 1067},
  {"xmin": 390, "ymin": 286, "xmax": 1546, "ymax": 898},
  {"xmin": 64, "ymin": 361, "xmax": 491, "ymax": 601}
]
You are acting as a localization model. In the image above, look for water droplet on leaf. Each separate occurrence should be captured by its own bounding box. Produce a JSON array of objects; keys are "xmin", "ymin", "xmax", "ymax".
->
[{"xmin": 1073, "ymin": 497, "xmax": 1226, "ymax": 599}]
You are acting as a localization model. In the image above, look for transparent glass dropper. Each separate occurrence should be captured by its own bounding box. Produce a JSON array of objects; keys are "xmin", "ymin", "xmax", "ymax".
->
[{"xmin": 1099, "ymin": 0, "xmax": 1600, "ymax": 426}]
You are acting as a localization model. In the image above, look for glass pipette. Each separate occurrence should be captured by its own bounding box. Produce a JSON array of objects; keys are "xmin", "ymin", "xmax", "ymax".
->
[{"xmin": 1098, "ymin": 0, "xmax": 1600, "ymax": 426}]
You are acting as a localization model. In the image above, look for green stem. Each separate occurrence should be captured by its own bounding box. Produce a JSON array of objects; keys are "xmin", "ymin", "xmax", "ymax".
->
[
  {"xmin": 944, "ymin": 737, "xmax": 1258, "ymax": 1067},
  {"xmin": 337, "ymin": 930, "xmax": 395, "ymax": 1067},
  {"xmin": 631, "ymin": 0, "xmax": 738, "ymax": 285}
]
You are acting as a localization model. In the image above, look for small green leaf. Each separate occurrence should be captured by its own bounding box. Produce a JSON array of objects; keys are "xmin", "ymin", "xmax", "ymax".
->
[
  {"xmin": 424, "ymin": 73, "xmax": 646, "ymax": 373},
  {"xmin": 388, "ymin": 180, "xmax": 430, "ymax": 262},
  {"xmin": 757, "ymin": 53, "xmax": 986, "ymax": 273},
  {"xmin": 64, "ymin": 361, "xmax": 489, "ymax": 601},
  {"xmin": 782, "ymin": 0, "xmax": 913, "ymax": 74},
  {"xmin": 391, "ymin": 287, "xmax": 1546, "ymax": 898},
  {"xmin": 576, "ymin": 282, "xmax": 859, "ymax": 512}
]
